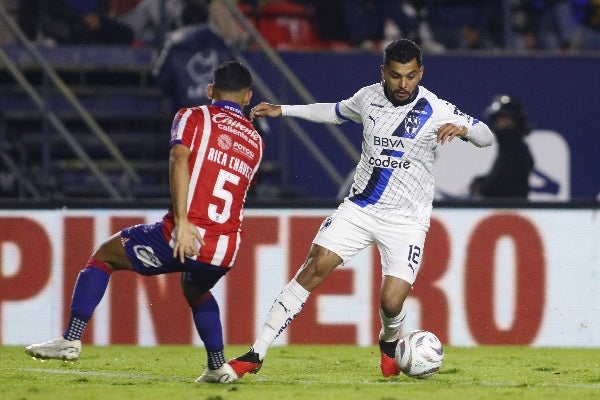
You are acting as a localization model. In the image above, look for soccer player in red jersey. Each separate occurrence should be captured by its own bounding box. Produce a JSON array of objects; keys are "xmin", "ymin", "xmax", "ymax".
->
[{"xmin": 26, "ymin": 61, "xmax": 263, "ymax": 384}]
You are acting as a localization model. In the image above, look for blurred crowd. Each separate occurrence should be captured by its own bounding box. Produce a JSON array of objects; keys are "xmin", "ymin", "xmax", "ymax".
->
[{"xmin": 0, "ymin": 0, "xmax": 598, "ymax": 52}]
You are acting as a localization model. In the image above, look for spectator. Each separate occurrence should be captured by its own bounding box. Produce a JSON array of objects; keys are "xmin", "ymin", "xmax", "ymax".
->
[
  {"xmin": 17, "ymin": 0, "xmax": 134, "ymax": 45},
  {"xmin": 530, "ymin": 0, "xmax": 577, "ymax": 51},
  {"xmin": 115, "ymin": 0, "xmax": 185, "ymax": 47},
  {"xmin": 313, "ymin": 0, "xmax": 420, "ymax": 49},
  {"xmin": 509, "ymin": 0, "xmax": 539, "ymax": 51},
  {"xmin": 152, "ymin": 0, "xmax": 235, "ymax": 112},
  {"xmin": 115, "ymin": 0, "xmax": 249, "ymax": 48},
  {"xmin": 425, "ymin": 0, "xmax": 501, "ymax": 50},
  {"xmin": 470, "ymin": 95, "xmax": 534, "ymax": 199},
  {"xmin": 571, "ymin": 0, "xmax": 600, "ymax": 50}
]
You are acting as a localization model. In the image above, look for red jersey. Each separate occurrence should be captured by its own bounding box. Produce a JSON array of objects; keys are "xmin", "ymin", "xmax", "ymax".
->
[{"xmin": 162, "ymin": 101, "xmax": 264, "ymax": 267}]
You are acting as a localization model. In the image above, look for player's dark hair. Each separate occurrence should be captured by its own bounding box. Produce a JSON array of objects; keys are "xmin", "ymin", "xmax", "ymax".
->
[
  {"xmin": 383, "ymin": 39, "xmax": 422, "ymax": 67},
  {"xmin": 213, "ymin": 61, "xmax": 252, "ymax": 92}
]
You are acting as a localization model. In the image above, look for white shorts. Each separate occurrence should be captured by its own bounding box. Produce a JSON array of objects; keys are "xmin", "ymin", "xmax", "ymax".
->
[{"xmin": 313, "ymin": 202, "xmax": 427, "ymax": 285}]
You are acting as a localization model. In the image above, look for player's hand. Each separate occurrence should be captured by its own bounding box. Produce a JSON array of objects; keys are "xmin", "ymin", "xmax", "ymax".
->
[
  {"xmin": 437, "ymin": 123, "xmax": 468, "ymax": 145},
  {"xmin": 250, "ymin": 102, "xmax": 282, "ymax": 121},
  {"xmin": 172, "ymin": 220, "xmax": 205, "ymax": 263}
]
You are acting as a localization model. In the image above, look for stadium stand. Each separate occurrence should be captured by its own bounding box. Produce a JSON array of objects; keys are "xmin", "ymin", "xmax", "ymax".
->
[
  {"xmin": 0, "ymin": 45, "xmax": 172, "ymax": 199},
  {"xmin": 256, "ymin": 0, "xmax": 326, "ymax": 50}
]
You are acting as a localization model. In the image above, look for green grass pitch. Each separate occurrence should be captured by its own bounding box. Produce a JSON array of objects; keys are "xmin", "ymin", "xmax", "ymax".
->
[{"xmin": 2, "ymin": 345, "xmax": 599, "ymax": 400}]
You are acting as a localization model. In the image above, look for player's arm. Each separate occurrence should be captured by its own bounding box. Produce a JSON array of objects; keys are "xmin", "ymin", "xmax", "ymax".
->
[
  {"xmin": 249, "ymin": 102, "xmax": 282, "ymax": 120},
  {"xmin": 435, "ymin": 98, "xmax": 494, "ymax": 147},
  {"xmin": 169, "ymin": 143, "xmax": 204, "ymax": 262},
  {"xmin": 250, "ymin": 102, "xmax": 340, "ymax": 124},
  {"xmin": 460, "ymin": 121, "xmax": 494, "ymax": 147},
  {"xmin": 437, "ymin": 121, "xmax": 494, "ymax": 147}
]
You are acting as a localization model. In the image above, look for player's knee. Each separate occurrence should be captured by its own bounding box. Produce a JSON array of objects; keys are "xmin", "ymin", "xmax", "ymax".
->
[
  {"xmin": 180, "ymin": 272, "xmax": 213, "ymax": 306},
  {"xmin": 91, "ymin": 235, "xmax": 131, "ymax": 271},
  {"xmin": 295, "ymin": 262, "xmax": 328, "ymax": 291},
  {"xmin": 380, "ymin": 295, "xmax": 404, "ymax": 317},
  {"xmin": 309, "ymin": 262, "xmax": 329, "ymax": 279}
]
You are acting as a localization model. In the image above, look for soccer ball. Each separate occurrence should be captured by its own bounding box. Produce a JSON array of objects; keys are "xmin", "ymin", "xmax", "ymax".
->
[{"xmin": 395, "ymin": 330, "xmax": 444, "ymax": 379}]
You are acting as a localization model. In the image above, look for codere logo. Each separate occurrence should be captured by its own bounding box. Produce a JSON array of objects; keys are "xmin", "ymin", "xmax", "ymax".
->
[
  {"xmin": 370, "ymin": 137, "xmax": 411, "ymax": 169},
  {"xmin": 368, "ymin": 155, "xmax": 411, "ymax": 169}
]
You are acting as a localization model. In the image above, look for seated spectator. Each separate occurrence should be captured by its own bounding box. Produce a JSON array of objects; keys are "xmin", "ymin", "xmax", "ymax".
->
[
  {"xmin": 313, "ymin": 0, "xmax": 420, "ymax": 49},
  {"xmin": 115, "ymin": 0, "xmax": 250, "ymax": 48},
  {"xmin": 115, "ymin": 0, "xmax": 185, "ymax": 47},
  {"xmin": 530, "ymin": 0, "xmax": 577, "ymax": 51},
  {"xmin": 18, "ymin": 0, "xmax": 134, "ymax": 45},
  {"xmin": 508, "ymin": 0, "xmax": 539, "ymax": 51},
  {"xmin": 571, "ymin": 0, "xmax": 600, "ymax": 50},
  {"xmin": 425, "ymin": 0, "xmax": 502, "ymax": 50}
]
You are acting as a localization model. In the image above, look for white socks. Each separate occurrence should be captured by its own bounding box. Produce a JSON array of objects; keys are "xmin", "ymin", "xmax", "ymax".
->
[
  {"xmin": 379, "ymin": 307, "xmax": 407, "ymax": 342},
  {"xmin": 250, "ymin": 280, "xmax": 406, "ymax": 359},
  {"xmin": 252, "ymin": 279, "xmax": 310, "ymax": 360}
]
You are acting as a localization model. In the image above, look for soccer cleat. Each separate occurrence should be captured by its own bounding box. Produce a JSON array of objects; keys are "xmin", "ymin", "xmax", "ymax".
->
[
  {"xmin": 228, "ymin": 349, "xmax": 263, "ymax": 378},
  {"xmin": 195, "ymin": 363, "xmax": 239, "ymax": 383},
  {"xmin": 380, "ymin": 352, "xmax": 401, "ymax": 377},
  {"xmin": 25, "ymin": 337, "xmax": 82, "ymax": 361},
  {"xmin": 379, "ymin": 339, "xmax": 401, "ymax": 377}
]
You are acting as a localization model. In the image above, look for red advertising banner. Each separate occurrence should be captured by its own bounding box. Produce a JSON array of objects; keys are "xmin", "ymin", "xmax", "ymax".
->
[{"xmin": 1, "ymin": 208, "xmax": 598, "ymax": 347}]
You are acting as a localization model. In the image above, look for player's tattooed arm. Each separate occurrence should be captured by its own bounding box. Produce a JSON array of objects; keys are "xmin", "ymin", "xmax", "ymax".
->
[
  {"xmin": 436, "ymin": 123, "xmax": 468, "ymax": 144},
  {"xmin": 250, "ymin": 102, "xmax": 282, "ymax": 120}
]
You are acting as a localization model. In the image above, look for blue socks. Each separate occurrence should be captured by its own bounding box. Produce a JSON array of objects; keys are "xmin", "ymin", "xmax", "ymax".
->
[
  {"xmin": 191, "ymin": 294, "xmax": 225, "ymax": 369},
  {"xmin": 63, "ymin": 261, "xmax": 226, "ymax": 371},
  {"xmin": 63, "ymin": 261, "xmax": 111, "ymax": 341}
]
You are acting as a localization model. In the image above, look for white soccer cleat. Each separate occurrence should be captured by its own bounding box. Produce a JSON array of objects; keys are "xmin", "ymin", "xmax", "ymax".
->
[
  {"xmin": 195, "ymin": 363, "xmax": 239, "ymax": 384},
  {"xmin": 25, "ymin": 337, "xmax": 82, "ymax": 361}
]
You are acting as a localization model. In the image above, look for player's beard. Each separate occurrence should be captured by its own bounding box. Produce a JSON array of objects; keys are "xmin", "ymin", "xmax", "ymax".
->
[{"xmin": 383, "ymin": 82, "xmax": 418, "ymax": 107}]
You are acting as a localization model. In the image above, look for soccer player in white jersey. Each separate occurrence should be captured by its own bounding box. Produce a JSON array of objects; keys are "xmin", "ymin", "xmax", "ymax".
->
[
  {"xmin": 228, "ymin": 39, "xmax": 494, "ymax": 379},
  {"xmin": 25, "ymin": 61, "xmax": 264, "ymax": 384}
]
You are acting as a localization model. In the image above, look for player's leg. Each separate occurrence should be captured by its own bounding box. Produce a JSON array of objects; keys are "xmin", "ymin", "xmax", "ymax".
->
[
  {"xmin": 64, "ymin": 232, "xmax": 136, "ymax": 339},
  {"xmin": 229, "ymin": 243, "xmax": 341, "ymax": 376},
  {"xmin": 179, "ymin": 268, "xmax": 238, "ymax": 384},
  {"xmin": 230, "ymin": 205, "xmax": 372, "ymax": 378},
  {"xmin": 376, "ymin": 222, "xmax": 426, "ymax": 377},
  {"xmin": 63, "ymin": 231, "xmax": 137, "ymax": 340},
  {"xmin": 378, "ymin": 276, "xmax": 411, "ymax": 376},
  {"xmin": 25, "ymin": 232, "xmax": 134, "ymax": 360}
]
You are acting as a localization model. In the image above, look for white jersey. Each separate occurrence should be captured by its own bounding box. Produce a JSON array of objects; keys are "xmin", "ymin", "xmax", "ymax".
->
[{"xmin": 283, "ymin": 83, "xmax": 493, "ymax": 227}]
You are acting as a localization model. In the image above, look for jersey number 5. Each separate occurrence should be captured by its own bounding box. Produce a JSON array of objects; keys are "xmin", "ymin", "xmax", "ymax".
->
[{"xmin": 208, "ymin": 169, "xmax": 240, "ymax": 224}]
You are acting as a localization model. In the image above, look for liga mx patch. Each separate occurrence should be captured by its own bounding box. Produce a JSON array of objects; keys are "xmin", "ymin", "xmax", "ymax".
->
[{"xmin": 171, "ymin": 110, "xmax": 184, "ymax": 139}]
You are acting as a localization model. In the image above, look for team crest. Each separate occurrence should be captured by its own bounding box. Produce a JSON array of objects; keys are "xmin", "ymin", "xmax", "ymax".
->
[
  {"xmin": 404, "ymin": 114, "xmax": 420, "ymax": 136},
  {"xmin": 217, "ymin": 134, "xmax": 232, "ymax": 150},
  {"xmin": 398, "ymin": 98, "xmax": 433, "ymax": 139}
]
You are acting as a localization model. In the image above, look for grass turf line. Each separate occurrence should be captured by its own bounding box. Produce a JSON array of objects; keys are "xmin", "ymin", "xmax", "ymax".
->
[{"xmin": 1, "ymin": 345, "xmax": 599, "ymax": 400}]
